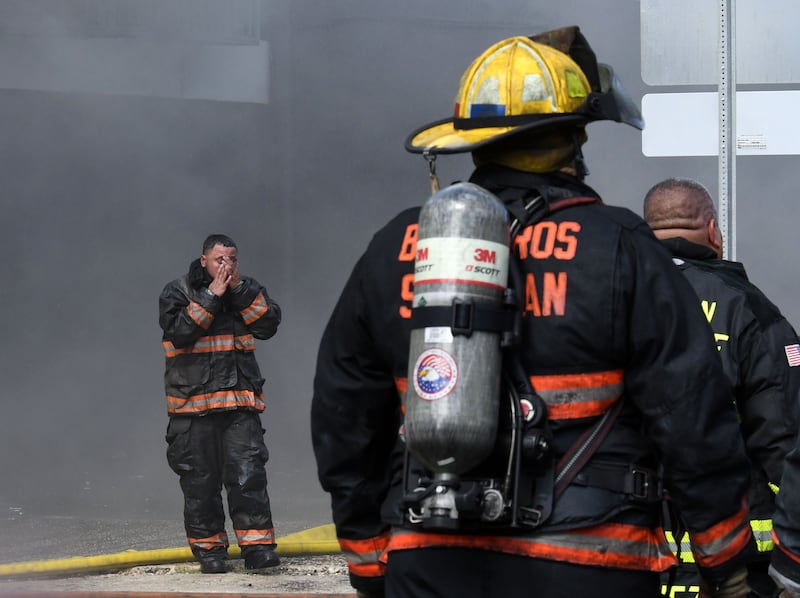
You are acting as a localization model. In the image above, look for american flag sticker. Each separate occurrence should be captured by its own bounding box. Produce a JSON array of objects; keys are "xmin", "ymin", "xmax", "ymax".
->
[{"xmin": 785, "ymin": 344, "xmax": 800, "ymax": 367}]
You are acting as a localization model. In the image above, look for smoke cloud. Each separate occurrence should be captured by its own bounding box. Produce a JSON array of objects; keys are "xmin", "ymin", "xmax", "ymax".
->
[{"xmin": 0, "ymin": 0, "xmax": 797, "ymax": 543}]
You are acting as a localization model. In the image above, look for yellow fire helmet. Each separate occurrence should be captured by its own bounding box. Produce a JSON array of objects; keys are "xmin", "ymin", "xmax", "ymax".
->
[{"xmin": 405, "ymin": 26, "xmax": 643, "ymax": 158}]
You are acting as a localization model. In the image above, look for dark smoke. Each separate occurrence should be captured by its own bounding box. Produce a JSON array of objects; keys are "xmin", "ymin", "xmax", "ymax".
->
[{"xmin": 0, "ymin": 0, "xmax": 797, "ymax": 549}]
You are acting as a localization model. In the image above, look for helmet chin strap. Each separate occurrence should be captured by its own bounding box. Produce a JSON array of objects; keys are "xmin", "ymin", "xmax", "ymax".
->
[
  {"xmin": 423, "ymin": 130, "xmax": 587, "ymax": 189},
  {"xmin": 424, "ymin": 150, "xmax": 441, "ymax": 194},
  {"xmin": 572, "ymin": 130, "xmax": 589, "ymax": 179}
]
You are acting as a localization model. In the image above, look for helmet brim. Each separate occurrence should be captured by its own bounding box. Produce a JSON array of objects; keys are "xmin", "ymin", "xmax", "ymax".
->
[{"xmin": 404, "ymin": 114, "xmax": 590, "ymax": 155}]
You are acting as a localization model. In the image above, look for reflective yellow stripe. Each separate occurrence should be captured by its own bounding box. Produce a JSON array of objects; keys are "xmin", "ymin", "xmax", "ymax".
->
[
  {"xmin": 751, "ymin": 519, "xmax": 774, "ymax": 553},
  {"xmin": 666, "ymin": 518, "xmax": 774, "ymax": 561},
  {"xmin": 665, "ymin": 531, "xmax": 694, "ymax": 563},
  {"xmin": 660, "ymin": 584, "xmax": 701, "ymax": 597}
]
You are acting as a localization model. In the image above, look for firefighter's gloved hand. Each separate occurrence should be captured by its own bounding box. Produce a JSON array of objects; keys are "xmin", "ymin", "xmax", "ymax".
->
[{"xmin": 699, "ymin": 567, "xmax": 750, "ymax": 598}]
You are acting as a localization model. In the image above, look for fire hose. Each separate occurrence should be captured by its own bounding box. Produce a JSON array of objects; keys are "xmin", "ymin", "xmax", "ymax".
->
[{"xmin": 0, "ymin": 523, "xmax": 340, "ymax": 579}]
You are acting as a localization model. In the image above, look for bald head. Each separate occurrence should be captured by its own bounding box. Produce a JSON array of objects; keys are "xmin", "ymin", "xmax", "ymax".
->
[{"xmin": 643, "ymin": 178, "xmax": 722, "ymax": 257}]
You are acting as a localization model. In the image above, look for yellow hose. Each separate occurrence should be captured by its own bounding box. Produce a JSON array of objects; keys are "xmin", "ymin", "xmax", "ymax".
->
[{"xmin": 0, "ymin": 523, "xmax": 340, "ymax": 579}]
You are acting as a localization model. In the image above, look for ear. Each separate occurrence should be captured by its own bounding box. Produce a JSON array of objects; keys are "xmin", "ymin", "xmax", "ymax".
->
[
  {"xmin": 707, "ymin": 219, "xmax": 723, "ymax": 258},
  {"xmin": 199, "ymin": 254, "xmax": 208, "ymax": 268}
]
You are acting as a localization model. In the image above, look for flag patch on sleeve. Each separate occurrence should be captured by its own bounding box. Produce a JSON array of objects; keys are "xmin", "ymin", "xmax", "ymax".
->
[{"xmin": 785, "ymin": 344, "xmax": 800, "ymax": 367}]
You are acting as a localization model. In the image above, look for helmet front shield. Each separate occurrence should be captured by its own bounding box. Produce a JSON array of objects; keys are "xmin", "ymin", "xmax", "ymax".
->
[{"xmin": 577, "ymin": 64, "xmax": 644, "ymax": 130}]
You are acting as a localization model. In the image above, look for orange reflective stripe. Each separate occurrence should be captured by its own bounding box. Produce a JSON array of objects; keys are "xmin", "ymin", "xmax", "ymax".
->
[
  {"xmin": 395, "ymin": 377, "xmax": 408, "ymax": 414},
  {"xmin": 187, "ymin": 300, "xmax": 214, "ymax": 329},
  {"xmin": 241, "ymin": 292, "xmax": 269, "ymax": 325},
  {"xmin": 547, "ymin": 396, "xmax": 619, "ymax": 419},
  {"xmin": 387, "ymin": 523, "xmax": 676, "ymax": 572},
  {"xmin": 235, "ymin": 528, "xmax": 275, "ymax": 546},
  {"xmin": 163, "ymin": 335, "xmax": 233, "ymax": 357},
  {"xmin": 691, "ymin": 500, "xmax": 749, "ymax": 546},
  {"xmin": 690, "ymin": 500, "xmax": 752, "ymax": 569},
  {"xmin": 348, "ymin": 561, "xmax": 386, "ymax": 577},
  {"xmin": 167, "ymin": 390, "xmax": 265, "ymax": 414},
  {"xmin": 530, "ymin": 370, "xmax": 623, "ymax": 420},
  {"xmin": 339, "ymin": 532, "xmax": 390, "ymax": 578},
  {"xmin": 163, "ymin": 335, "xmax": 255, "ymax": 358},
  {"xmin": 188, "ymin": 532, "xmax": 229, "ymax": 550},
  {"xmin": 531, "ymin": 371, "xmax": 624, "ymax": 391}
]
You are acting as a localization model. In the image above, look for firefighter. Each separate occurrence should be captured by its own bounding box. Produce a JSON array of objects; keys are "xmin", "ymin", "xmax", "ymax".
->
[
  {"xmin": 159, "ymin": 234, "xmax": 282, "ymax": 574},
  {"xmin": 644, "ymin": 178, "xmax": 800, "ymax": 598},
  {"xmin": 311, "ymin": 28, "xmax": 755, "ymax": 597}
]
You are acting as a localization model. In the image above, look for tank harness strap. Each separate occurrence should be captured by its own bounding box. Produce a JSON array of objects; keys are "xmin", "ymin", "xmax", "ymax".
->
[
  {"xmin": 571, "ymin": 461, "xmax": 662, "ymax": 502},
  {"xmin": 507, "ymin": 193, "xmax": 547, "ymax": 238},
  {"xmin": 553, "ymin": 398, "xmax": 625, "ymax": 501},
  {"xmin": 548, "ymin": 195, "xmax": 601, "ymax": 212},
  {"xmin": 410, "ymin": 299, "xmax": 516, "ymax": 338}
]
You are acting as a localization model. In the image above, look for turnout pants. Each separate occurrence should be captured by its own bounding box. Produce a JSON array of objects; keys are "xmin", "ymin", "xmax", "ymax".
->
[
  {"xmin": 166, "ymin": 410, "xmax": 276, "ymax": 555},
  {"xmin": 385, "ymin": 547, "xmax": 660, "ymax": 598}
]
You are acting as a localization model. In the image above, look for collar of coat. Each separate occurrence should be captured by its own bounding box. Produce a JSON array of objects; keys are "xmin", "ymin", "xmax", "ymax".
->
[
  {"xmin": 660, "ymin": 236, "xmax": 749, "ymax": 282},
  {"xmin": 187, "ymin": 258, "xmax": 211, "ymax": 289}
]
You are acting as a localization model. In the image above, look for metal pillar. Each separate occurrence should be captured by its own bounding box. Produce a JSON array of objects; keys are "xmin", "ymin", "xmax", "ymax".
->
[{"xmin": 718, "ymin": 0, "xmax": 737, "ymax": 260}]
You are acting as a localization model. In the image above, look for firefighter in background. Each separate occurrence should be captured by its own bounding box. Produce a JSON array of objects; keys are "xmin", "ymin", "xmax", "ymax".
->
[
  {"xmin": 644, "ymin": 178, "xmax": 800, "ymax": 598},
  {"xmin": 159, "ymin": 234, "xmax": 282, "ymax": 574},
  {"xmin": 311, "ymin": 28, "xmax": 755, "ymax": 597},
  {"xmin": 770, "ymin": 411, "xmax": 800, "ymax": 595}
]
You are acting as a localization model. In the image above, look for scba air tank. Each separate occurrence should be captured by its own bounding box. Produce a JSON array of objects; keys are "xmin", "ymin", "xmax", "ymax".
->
[{"xmin": 405, "ymin": 182, "xmax": 510, "ymax": 477}]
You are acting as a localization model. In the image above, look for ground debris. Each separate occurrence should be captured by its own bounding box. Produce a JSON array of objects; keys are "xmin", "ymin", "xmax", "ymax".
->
[{"xmin": 0, "ymin": 554, "xmax": 354, "ymax": 594}]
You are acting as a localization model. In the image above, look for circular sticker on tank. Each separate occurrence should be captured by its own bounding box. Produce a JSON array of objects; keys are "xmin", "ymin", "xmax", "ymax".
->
[{"xmin": 413, "ymin": 348, "xmax": 458, "ymax": 401}]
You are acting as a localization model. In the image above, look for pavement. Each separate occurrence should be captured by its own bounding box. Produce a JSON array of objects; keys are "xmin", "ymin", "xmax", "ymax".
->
[{"xmin": 0, "ymin": 515, "xmax": 354, "ymax": 596}]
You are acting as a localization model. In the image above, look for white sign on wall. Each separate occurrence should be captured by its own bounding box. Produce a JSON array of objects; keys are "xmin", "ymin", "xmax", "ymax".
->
[
  {"xmin": 641, "ymin": 0, "xmax": 800, "ymax": 85},
  {"xmin": 642, "ymin": 90, "xmax": 800, "ymax": 157}
]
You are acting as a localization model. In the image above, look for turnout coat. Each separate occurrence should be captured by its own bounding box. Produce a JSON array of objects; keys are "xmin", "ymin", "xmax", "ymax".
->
[
  {"xmin": 159, "ymin": 258, "xmax": 281, "ymax": 416},
  {"xmin": 312, "ymin": 165, "xmax": 753, "ymax": 593}
]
